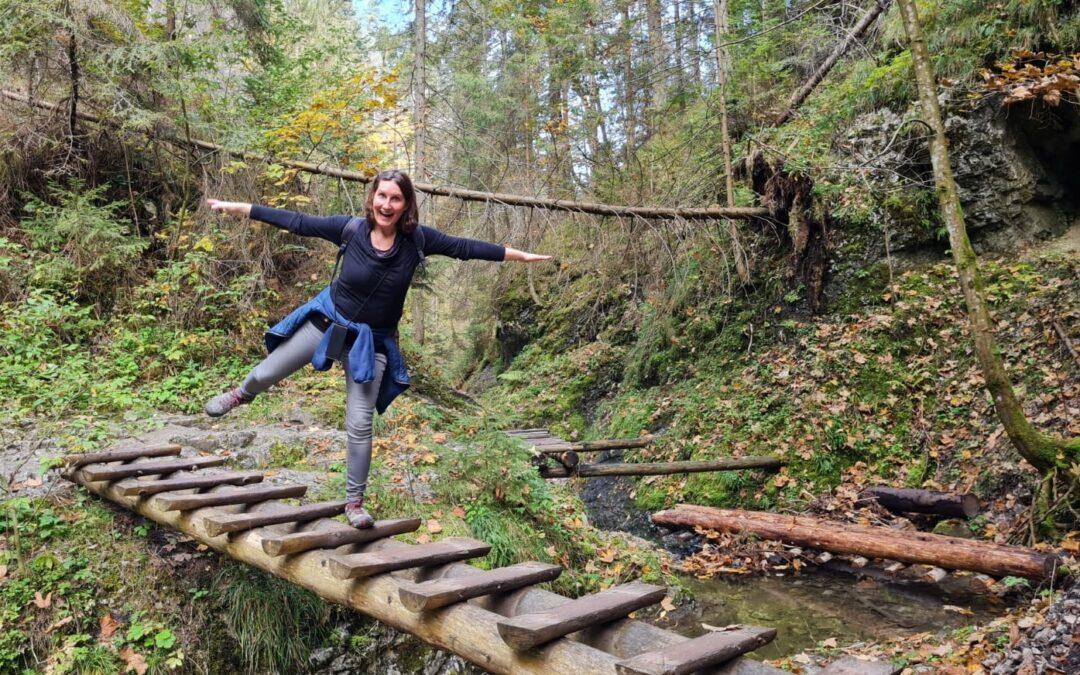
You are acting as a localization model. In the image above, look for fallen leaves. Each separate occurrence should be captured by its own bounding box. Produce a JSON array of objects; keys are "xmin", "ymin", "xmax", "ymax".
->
[{"xmin": 119, "ymin": 647, "xmax": 149, "ymax": 675}]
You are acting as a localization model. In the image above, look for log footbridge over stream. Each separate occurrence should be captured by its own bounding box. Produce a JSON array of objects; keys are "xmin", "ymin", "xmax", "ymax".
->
[{"xmin": 61, "ymin": 442, "xmax": 895, "ymax": 675}]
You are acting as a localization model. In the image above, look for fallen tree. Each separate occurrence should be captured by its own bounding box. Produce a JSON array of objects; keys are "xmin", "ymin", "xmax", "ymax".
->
[
  {"xmin": 858, "ymin": 487, "xmax": 980, "ymax": 519},
  {"xmin": 652, "ymin": 504, "xmax": 1059, "ymax": 580}
]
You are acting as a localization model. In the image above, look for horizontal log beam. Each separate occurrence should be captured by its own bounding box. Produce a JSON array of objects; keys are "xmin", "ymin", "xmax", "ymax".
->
[
  {"xmin": 652, "ymin": 504, "xmax": 1059, "ymax": 580},
  {"xmin": 1, "ymin": 89, "xmax": 770, "ymax": 222},
  {"xmin": 531, "ymin": 437, "xmax": 657, "ymax": 454},
  {"xmin": 399, "ymin": 561, "xmax": 563, "ymax": 612},
  {"xmin": 541, "ymin": 456, "xmax": 783, "ymax": 478},
  {"xmin": 262, "ymin": 517, "xmax": 422, "ymax": 556},
  {"xmin": 82, "ymin": 456, "xmax": 226, "ymax": 482},
  {"xmin": 61, "ymin": 443, "xmax": 181, "ymax": 468},
  {"xmin": 203, "ymin": 501, "xmax": 346, "ymax": 537},
  {"xmin": 156, "ymin": 484, "xmax": 307, "ymax": 511},
  {"xmin": 616, "ymin": 626, "xmax": 777, "ymax": 675},
  {"xmin": 67, "ymin": 466, "xmax": 784, "ymax": 674},
  {"xmin": 118, "ymin": 470, "xmax": 264, "ymax": 497}
]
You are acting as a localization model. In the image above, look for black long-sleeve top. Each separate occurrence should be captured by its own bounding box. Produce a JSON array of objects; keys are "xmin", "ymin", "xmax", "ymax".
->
[{"xmin": 251, "ymin": 205, "xmax": 505, "ymax": 329}]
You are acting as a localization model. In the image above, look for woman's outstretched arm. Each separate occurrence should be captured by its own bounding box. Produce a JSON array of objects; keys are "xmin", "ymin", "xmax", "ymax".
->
[
  {"xmin": 503, "ymin": 246, "xmax": 552, "ymax": 263},
  {"xmin": 206, "ymin": 199, "xmax": 350, "ymax": 245},
  {"xmin": 421, "ymin": 226, "xmax": 551, "ymax": 263}
]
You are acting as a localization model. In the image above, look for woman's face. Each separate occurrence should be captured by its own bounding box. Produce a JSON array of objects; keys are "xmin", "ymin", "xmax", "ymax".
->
[{"xmin": 372, "ymin": 180, "xmax": 406, "ymax": 230}]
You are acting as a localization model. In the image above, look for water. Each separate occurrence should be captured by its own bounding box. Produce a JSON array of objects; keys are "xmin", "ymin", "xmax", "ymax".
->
[{"xmin": 656, "ymin": 572, "xmax": 1005, "ymax": 659}]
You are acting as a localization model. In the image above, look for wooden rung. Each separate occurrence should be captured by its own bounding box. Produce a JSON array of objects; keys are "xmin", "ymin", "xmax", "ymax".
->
[
  {"xmin": 156, "ymin": 484, "xmax": 308, "ymax": 511},
  {"xmin": 324, "ymin": 537, "xmax": 491, "ymax": 580},
  {"xmin": 615, "ymin": 626, "xmax": 777, "ymax": 675},
  {"xmin": 118, "ymin": 471, "xmax": 264, "ymax": 497},
  {"xmin": 505, "ymin": 428, "xmax": 549, "ymax": 435},
  {"xmin": 82, "ymin": 456, "xmax": 226, "ymax": 482},
  {"xmin": 399, "ymin": 561, "xmax": 563, "ymax": 612},
  {"xmin": 820, "ymin": 657, "xmax": 902, "ymax": 675},
  {"xmin": 497, "ymin": 581, "xmax": 666, "ymax": 651},
  {"xmin": 262, "ymin": 517, "xmax": 422, "ymax": 556},
  {"xmin": 61, "ymin": 444, "xmax": 181, "ymax": 468},
  {"xmin": 203, "ymin": 501, "xmax": 346, "ymax": 537}
]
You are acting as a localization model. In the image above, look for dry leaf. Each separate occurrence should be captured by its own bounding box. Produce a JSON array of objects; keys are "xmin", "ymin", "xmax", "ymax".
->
[
  {"xmin": 24, "ymin": 476, "xmax": 43, "ymax": 487},
  {"xmin": 33, "ymin": 591, "xmax": 52, "ymax": 609},
  {"xmin": 120, "ymin": 647, "xmax": 149, "ymax": 675},
  {"xmin": 47, "ymin": 615, "xmax": 74, "ymax": 633},
  {"xmin": 598, "ymin": 548, "xmax": 615, "ymax": 563},
  {"xmin": 416, "ymin": 533, "xmax": 431, "ymax": 544},
  {"xmin": 100, "ymin": 614, "xmax": 121, "ymax": 640},
  {"xmin": 545, "ymin": 545, "xmax": 558, "ymax": 557},
  {"xmin": 451, "ymin": 506, "xmax": 466, "ymax": 519},
  {"xmin": 426, "ymin": 519, "xmax": 443, "ymax": 534},
  {"xmin": 0, "ymin": 565, "xmax": 7, "ymax": 580},
  {"xmin": 660, "ymin": 596, "xmax": 676, "ymax": 612},
  {"xmin": 822, "ymin": 637, "xmax": 838, "ymax": 648}
]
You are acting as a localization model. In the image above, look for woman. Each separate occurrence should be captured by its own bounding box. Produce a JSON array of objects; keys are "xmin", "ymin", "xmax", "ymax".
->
[{"xmin": 203, "ymin": 169, "xmax": 550, "ymax": 528}]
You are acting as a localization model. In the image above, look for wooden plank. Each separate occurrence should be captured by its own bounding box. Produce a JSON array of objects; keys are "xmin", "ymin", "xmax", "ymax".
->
[
  {"xmin": 203, "ymin": 501, "xmax": 347, "ymax": 537},
  {"xmin": 156, "ymin": 484, "xmax": 308, "ymax": 511},
  {"xmin": 82, "ymin": 456, "xmax": 226, "ymax": 482},
  {"xmin": 615, "ymin": 626, "xmax": 776, "ymax": 675},
  {"xmin": 262, "ymin": 517, "xmax": 422, "ymax": 556},
  {"xmin": 325, "ymin": 537, "xmax": 491, "ymax": 579},
  {"xmin": 505, "ymin": 428, "xmax": 549, "ymax": 435},
  {"xmin": 820, "ymin": 656, "xmax": 901, "ymax": 675},
  {"xmin": 541, "ymin": 456, "xmax": 782, "ymax": 478},
  {"xmin": 61, "ymin": 443, "xmax": 181, "ymax": 468},
  {"xmin": 399, "ymin": 562, "xmax": 563, "ymax": 612},
  {"xmin": 497, "ymin": 581, "xmax": 666, "ymax": 651},
  {"xmin": 118, "ymin": 471, "xmax": 264, "ymax": 497}
]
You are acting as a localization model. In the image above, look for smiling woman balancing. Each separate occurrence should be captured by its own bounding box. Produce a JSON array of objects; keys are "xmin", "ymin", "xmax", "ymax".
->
[{"xmin": 203, "ymin": 169, "xmax": 551, "ymax": 528}]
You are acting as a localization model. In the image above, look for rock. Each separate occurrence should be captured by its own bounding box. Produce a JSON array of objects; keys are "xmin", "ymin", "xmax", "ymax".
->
[
  {"xmin": 227, "ymin": 431, "xmax": 257, "ymax": 448},
  {"xmin": 932, "ymin": 519, "xmax": 974, "ymax": 539}
]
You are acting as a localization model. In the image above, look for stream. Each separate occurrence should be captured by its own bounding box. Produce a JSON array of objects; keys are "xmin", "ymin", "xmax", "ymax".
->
[{"xmin": 581, "ymin": 469, "xmax": 1009, "ymax": 659}]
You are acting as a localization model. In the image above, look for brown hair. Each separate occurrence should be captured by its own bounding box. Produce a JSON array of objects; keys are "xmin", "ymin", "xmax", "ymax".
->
[{"xmin": 364, "ymin": 169, "xmax": 419, "ymax": 235}]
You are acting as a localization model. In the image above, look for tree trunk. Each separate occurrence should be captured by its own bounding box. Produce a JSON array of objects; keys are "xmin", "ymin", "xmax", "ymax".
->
[
  {"xmin": 859, "ymin": 487, "xmax": 980, "ymax": 519},
  {"xmin": 713, "ymin": 0, "xmax": 749, "ymax": 283},
  {"xmin": 652, "ymin": 505, "xmax": 1059, "ymax": 580},
  {"xmin": 688, "ymin": 0, "xmax": 701, "ymax": 87},
  {"xmin": 645, "ymin": 0, "xmax": 666, "ymax": 134},
  {"xmin": 896, "ymin": 0, "xmax": 1079, "ymax": 472},
  {"xmin": 412, "ymin": 0, "xmax": 428, "ymax": 345},
  {"xmin": 622, "ymin": 1, "xmax": 638, "ymax": 159},
  {"xmin": 773, "ymin": 0, "xmax": 891, "ymax": 127}
]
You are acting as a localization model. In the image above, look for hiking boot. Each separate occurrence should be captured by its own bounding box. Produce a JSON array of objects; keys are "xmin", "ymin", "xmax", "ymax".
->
[
  {"xmin": 345, "ymin": 499, "xmax": 374, "ymax": 529},
  {"xmin": 204, "ymin": 387, "xmax": 253, "ymax": 418}
]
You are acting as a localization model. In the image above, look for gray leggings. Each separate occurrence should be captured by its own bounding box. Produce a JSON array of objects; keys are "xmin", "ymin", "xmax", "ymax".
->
[{"xmin": 240, "ymin": 320, "xmax": 385, "ymax": 502}]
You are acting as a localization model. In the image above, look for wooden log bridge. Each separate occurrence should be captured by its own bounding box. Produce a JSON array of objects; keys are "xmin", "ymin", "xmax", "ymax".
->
[
  {"xmin": 58, "ymin": 444, "xmax": 811, "ymax": 675},
  {"xmin": 653, "ymin": 504, "xmax": 1060, "ymax": 581},
  {"xmin": 506, "ymin": 429, "xmax": 782, "ymax": 480}
]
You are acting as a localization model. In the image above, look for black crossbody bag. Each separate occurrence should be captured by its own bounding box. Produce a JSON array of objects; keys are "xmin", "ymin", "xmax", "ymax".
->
[{"xmin": 322, "ymin": 218, "xmax": 425, "ymax": 362}]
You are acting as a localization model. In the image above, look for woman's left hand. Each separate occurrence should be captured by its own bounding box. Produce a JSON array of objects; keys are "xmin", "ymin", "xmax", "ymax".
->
[{"xmin": 505, "ymin": 247, "xmax": 553, "ymax": 263}]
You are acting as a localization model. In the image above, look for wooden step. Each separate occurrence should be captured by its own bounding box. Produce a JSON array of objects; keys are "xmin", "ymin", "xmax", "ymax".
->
[
  {"xmin": 615, "ymin": 625, "xmax": 777, "ymax": 675},
  {"xmin": 82, "ymin": 456, "xmax": 226, "ymax": 482},
  {"xmin": 540, "ymin": 456, "xmax": 782, "ymax": 479},
  {"xmin": 505, "ymin": 428, "xmax": 549, "ymax": 435},
  {"xmin": 262, "ymin": 517, "xmax": 422, "ymax": 556},
  {"xmin": 324, "ymin": 537, "xmax": 491, "ymax": 579},
  {"xmin": 62, "ymin": 443, "xmax": 182, "ymax": 468},
  {"xmin": 118, "ymin": 471, "xmax": 264, "ymax": 497},
  {"xmin": 399, "ymin": 561, "xmax": 563, "ymax": 612},
  {"xmin": 203, "ymin": 501, "xmax": 347, "ymax": 537},
  {"xmin": 497, "ymin": 581, "xmax": 666, "ymax": 651},
  {"xmin": 156, "ymin": 484, "xmax": 308, "ymax": 511}
]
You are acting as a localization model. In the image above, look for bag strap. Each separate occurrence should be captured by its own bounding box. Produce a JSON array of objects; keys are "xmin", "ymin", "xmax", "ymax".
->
[{"xmin": 330, "ymin": 216, "xmax": 365, "ymax": 283}]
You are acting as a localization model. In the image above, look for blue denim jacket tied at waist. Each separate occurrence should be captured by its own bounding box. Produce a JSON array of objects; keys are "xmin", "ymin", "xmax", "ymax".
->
[{"xmin": 265, "ymin": 286, "xmax": 410, "ymax": 414}]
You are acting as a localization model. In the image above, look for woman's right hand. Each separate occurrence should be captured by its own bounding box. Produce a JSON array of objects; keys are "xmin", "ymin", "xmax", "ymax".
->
[{"xmin": 206, "ymin": 199, "xmax": 252, "ymax": 219}]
